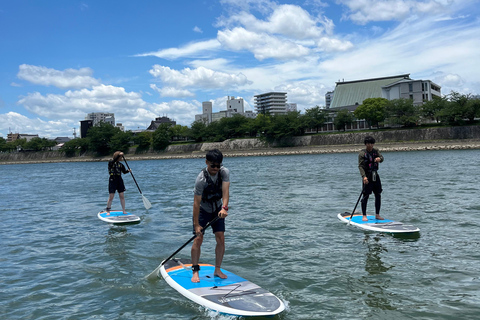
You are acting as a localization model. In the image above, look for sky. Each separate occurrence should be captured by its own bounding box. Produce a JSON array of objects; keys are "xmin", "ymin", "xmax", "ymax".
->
[{"xmin": 1, "ymin": 0, "xmax": 479, "ymax": 139}]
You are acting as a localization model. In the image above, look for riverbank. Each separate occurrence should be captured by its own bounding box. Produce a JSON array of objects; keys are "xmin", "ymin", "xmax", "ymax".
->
[{"xmin": 1, "ymin": 139, "xmax": 480, "ymax": 165}]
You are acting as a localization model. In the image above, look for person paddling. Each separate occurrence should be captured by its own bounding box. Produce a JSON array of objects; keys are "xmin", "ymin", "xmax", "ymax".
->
[
  {"xmin": 191, "ymin": 149, "xmax": 230, "ymax": 283},
  {"xmin": 105, "ymin": 151, "xmax": 131, "ymax": 214},
  {"xmin": 358, "ymin": 136, "xmax": 384, "ymax": 221}
]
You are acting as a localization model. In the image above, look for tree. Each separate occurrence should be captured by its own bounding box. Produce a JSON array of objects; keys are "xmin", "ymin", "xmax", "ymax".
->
[
  {"xmin": 87, "ymin": 122, "xmax": 121, "ymax": 156},
  {"xmin": 385, "ymin": 98, "xmax": 419, "ymax": 127},
  {"xmin": 62, "ymin": 138, "xmax": 89, "ymax": 157},
  {"xmin": 334, "ymin": 109, "xmax": 354, "ymax": 131},
  {"xmin": 152, "ymin": 123, "xmax": 172, "ymax": 151},
  {"xmin": 354, "ymin": 98, "xmax": 388, "ymax": 128},
  {"xmin": 134, "ymin": 131, "xmax": 152, "ymax": 151},
  {"xmin": 304, "ymin": 106, "xmax": 327, "ymax": 133},
  {"xmin": 420, "ymin": 96, "xmax": 447, "ymax": 123},
  {"xmin": 190, "ymin": 120, "xmax": 207, "ymax": 142},
  {"xmin": 109, "ymin": 130, "xmax": 132, "ymax": 153}
]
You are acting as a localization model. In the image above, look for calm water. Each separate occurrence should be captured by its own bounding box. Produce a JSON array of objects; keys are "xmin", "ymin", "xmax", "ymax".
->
[{"xmin": 1, "ymin": 150, "xmax": 479, "ymax": 319}]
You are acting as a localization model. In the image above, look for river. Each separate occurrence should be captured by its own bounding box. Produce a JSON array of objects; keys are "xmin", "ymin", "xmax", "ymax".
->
[{"xmin": 1, "ymin": 149, "xmax": 479, "ymax": 319}]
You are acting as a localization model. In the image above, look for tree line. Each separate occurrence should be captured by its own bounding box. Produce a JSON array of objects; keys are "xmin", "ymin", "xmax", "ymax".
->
[{"xmin": 1, "ymin": 91, "xmax": 478, "ymax": 156}]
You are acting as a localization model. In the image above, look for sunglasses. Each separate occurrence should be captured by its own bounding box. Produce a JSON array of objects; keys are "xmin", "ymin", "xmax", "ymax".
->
[{"xmin": 209, "ymin": 163, "xmax": 222, "ymax": 168}]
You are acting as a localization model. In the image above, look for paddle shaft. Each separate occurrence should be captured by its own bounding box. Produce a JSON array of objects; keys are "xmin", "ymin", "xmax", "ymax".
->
[
  {"xmin": 122, "ymin": 156, "xmax": 143, "ymax": 194},
  {"xmin": 349, "ymin": 186, "xmax": 364, "ymax": 220},
  {"xmin": 161, "ymin": 216, "xmax": 220, "ymax": 266}
]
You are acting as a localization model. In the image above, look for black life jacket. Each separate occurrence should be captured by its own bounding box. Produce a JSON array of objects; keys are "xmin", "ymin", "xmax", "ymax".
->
[
  {"xmin": 108, "ymin": 161, "xmax": 123, "ymax": 176},
  {"xmin": 201, "ymin": 167, "xmax": 223, "ymax": 203},
  {"xmin": 363, "ymin": 149, "xmax": 379, "ymax": 174}
]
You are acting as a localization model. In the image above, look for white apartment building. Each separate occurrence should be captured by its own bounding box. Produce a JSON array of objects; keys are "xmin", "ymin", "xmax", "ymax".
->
[
  {"xmin": 254, "ymin": 92, "xmax": 288, "ymax": 115},
  {"xmin": 86, "ymin": 112, "xmax": 115, "ymax": 126},
  {"xmin": 195, "ymin": 97, "xmax": 255, "ymax": 124}
]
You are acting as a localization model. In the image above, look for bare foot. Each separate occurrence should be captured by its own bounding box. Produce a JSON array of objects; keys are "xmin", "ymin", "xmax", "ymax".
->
[
  {"xmin": 191, "ymin": 271, "xmax": 200, "ymax": 283},
  {"xmin": 123, "ymin": 211, "xmax": 127, "ymax": 214},
  {"xmin": 214, "ymin": 268, "xmax": 228, "ymax": 279},
  {"xmin": 362, "ymin": 215, "xmax": 368, "ymax": 221},
  {"xmin": 375, "ymin": 215, "xmax": 384, "ymax": 220}
]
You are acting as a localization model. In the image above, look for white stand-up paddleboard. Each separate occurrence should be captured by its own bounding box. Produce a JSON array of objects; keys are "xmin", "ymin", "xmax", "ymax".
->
[
  {"xmin": 160, "ymin": 258, "xmax": 285, "ymax": 317},
  {"xmin": 338, "ymin": 212, "xmax": 420, "ymax": 234},
  {"xmin": 97, "ymin": 210, "xmax": 140, "ymax": 225}
]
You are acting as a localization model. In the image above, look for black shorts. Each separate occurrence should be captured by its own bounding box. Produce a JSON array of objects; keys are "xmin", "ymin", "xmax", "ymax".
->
[
  {"xmin": 109, "ymin": 176, "xmax": 126, "ymax": 194},
  {"xmin": 363, "ymin": 174, "xmax": 382, "ymax": 195},
  {"xmin": 193, "ymin": 206, "xmax": 225, "ymax": 234}
]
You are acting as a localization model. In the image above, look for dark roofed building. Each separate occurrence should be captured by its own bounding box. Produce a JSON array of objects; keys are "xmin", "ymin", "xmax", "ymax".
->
[{"xmin": 146, "ymin": 116, "xmax": 176, "ymax": 131}]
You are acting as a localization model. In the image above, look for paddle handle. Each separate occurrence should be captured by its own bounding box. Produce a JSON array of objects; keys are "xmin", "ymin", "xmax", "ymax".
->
[
  {"xmin": 161, "ymin": 216, "xmax": 220, "ymax": 266},
  {"xmin": 122, "ymin": 156, "xmax": 143, "ymax": 194}
]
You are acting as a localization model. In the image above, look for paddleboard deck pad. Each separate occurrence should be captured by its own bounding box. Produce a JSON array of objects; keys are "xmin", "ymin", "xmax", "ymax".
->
[
  {"xmin": 97, "ymin": 210, "xmax": 140, "ymax": 225},
  {"xmin": 160, "ymin": 258, "xmax": 285, "ymax": 317},
  {"xmin": 338, "ymin": 212, "xmax": 420, "ymax": 233}
]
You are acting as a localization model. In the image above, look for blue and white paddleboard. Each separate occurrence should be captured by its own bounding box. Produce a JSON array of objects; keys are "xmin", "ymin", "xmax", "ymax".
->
[
  {"xmin": 160, "ymin": 258, "xmax": 285, "ymax": 317},
  {"xmin": 97, "ymin": 210, "xmax": 141, "ymax": 225},
  {"xmin": 338, "ymin": 212, "xmax": 420, "ymax": 233}
]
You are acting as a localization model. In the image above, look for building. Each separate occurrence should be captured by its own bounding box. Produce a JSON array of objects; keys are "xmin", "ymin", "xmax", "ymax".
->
[
  {"xmin": 146, "ymin": 116, "xmax": 177, "ymax": 131},
  {"xmin": 325, "ymin": 91, "xmax": 334, "ymax": 108},
  {"xmin": 330, "ymin": 74, "xmax": 441, "ymax": 109},
  {"xmin": 6, "ymin": 133, "xmax": 39, "ymax": 143},
  {"xmin": 115, "ymin": 123, "xmax": 125, "ymax": 132},
  {"xmin": 80, "ymin": 120, "xmax": 93, "ymax": 138},
  {"xmin": 195, "ymin": 97, "xmax": 255, "ymax": 124},
  {"xmin": 85, "ymin": 112, "xmax": 115, "ymax": 126},
  {"xmin": 254, "ymin": 92, "xmax": 288, "ymax": 115}
]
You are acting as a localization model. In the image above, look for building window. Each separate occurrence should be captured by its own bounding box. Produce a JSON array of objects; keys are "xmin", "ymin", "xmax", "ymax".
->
[{"xmin": 409, "ymin": 83, "xmax": 413, "ymax": 92}]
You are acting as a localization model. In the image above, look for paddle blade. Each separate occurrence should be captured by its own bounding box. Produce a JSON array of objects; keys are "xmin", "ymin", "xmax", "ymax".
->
[
  {"xmin": 142, "ymin": 194, "xmax": 152, "ymax": 210},
  {"xmin": 146, "ymin": 265, "xmax": 161, "ymax": 281}
]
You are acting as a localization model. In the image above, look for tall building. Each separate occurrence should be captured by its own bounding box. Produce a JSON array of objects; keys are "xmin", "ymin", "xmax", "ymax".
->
[
  {"xmin": 86, "ymin": 112, "xmax": 115, "ymax": 126},
  {"xmin": 195, "ymin": 97, "xmax": 255, "ymax": 124},
  {"xmin": 325, "ymin": 91, "xmax": 334, "ymax": 108},
  {"xmin": 254, "ymin": 92, "xmax": 288, "ymax": 115},
  {"xmin": 80, "ymin": 120, "xmax": 93, "ymax": 138}
]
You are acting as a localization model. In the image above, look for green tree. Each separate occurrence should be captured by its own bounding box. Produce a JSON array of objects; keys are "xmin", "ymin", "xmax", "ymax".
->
[
  {"xmin": 87, "ymin": 122, "xmax": 120, "ymax": 156},
  {"xmin": 190, "ymin": 120, "xmax": 207, "ymax": 142},
  {"xmin": 334, "ymin": 109, "xmax": 354, "ymax": 131},
  {"xmin": 385, "ymin": 98, "xmax": 419, "ymax": 127},
  {"xmin": 304, "ymin": 106, "xmax": 327, "ymax": 133},
  {"xmin": 354, "ymin": 98, "xmax": 388, "ymax": 128},
  {"xmin": 134, "ymin": 131, "xmax": 152, "ymax": 151},
  {"xmin": 0, "ymin": 137, "xmax": 7, "ymax": 152},
  {"xmin": 152, "ymin": 123, "xmax": 172, "ymax": 150},
  {"xmin": 62, "ymin": 138, "xmax": 89, "ymax": 157},
  {"xmin": 420, "ymin": 96, "xmax": 447, "ymax": 123},
  {"xmin": 110, "ymin": 130, "xmax": 132, "ymax": 153}
]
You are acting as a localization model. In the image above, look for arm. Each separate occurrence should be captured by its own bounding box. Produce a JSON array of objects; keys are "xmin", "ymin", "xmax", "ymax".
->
[
  {"xmin": 358, "ymin": 151, "xmax": 366, "ymax": 178},
  {"xmin": 219, "ymin": 181, "xmax": 230, "ymax": 218},
  {"xmin": 375, "ymin": 149, "xmax": 384, "ymax": 163},
  {"xmin": 193, "ymin": 194, "xmax": 203, "ymax": 235}
]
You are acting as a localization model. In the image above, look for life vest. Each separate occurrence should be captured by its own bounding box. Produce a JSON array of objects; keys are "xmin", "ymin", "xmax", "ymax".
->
[
  {"xmin": 109, "ymin": 161, "xmax": 124, "ymax": 176},
  {"xmin": 363, "ymin": 149, "xmax": 379, "ymax": 174},
  {"xmin": 201, "ymin": 167, "xmax": 223, "ymax": 203}
]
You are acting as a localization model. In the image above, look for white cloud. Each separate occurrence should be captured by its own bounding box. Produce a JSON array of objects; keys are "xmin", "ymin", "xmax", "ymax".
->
[
  {"xmin": 193, "ymin": 26, "xmax": 203, "ymax": 33},
  {"xmin": 17, "ymin": 64, "xmax": 100, "ymax": 89},
  {"xmin": 135, "ymin": 39, "xmax": 221, "ymax": 59},
  {"xmin": 149, "ymin": 65, "xmax": 252, "ymax": 89},
  {"xmin": 150, "ymin": 84, "xmax": 195, "ymax": 98},
  {"xmin": 0, "ymin": 112, "xmax": 75, "ymax": 138}
]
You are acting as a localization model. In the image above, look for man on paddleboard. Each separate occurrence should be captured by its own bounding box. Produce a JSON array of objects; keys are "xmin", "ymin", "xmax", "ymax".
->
[
  {"xmin": 358, "ymin": 136, "xmax": 384, "ymax": 221},
  {"xmin": 191, "ymin": 149, "xmax": 230, "ymax": 283},
  {"xmin": 105, "ymin": 151, "xmax": 131, "ymax": 214}
]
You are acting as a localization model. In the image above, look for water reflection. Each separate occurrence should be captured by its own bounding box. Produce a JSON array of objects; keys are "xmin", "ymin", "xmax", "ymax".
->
[{"xmin": 362, "ymin": 235, "xmax": 396, "ymax": 310}]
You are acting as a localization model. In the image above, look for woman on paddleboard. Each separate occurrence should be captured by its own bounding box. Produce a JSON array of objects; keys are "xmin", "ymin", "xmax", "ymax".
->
[
  {"xmin": 191, "ymin": 149, "xmax": 230, "ymax": 283},
  {"xmin": 358, "ymin": 136, "xmax": 384, "ymax": 221},
  {"xmin": 105, "ymin": 151, "xmax": 131, "ymax": 214}
]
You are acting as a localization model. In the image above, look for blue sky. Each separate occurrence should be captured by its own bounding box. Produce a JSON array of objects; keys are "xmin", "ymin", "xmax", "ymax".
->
[{"xmin": 1, "ymin": 0, "xmax": 479, "ymax": 138}]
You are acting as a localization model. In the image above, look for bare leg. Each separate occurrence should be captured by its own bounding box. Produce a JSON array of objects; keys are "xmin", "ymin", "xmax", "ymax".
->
[
  {"xmin": 119, "ymin": 192, "xmax": 126, "ymax": 214},
  {"xmin": 361, "ymin": 194, "xmax": 369, "ymax": 221},
  {"xmin": 214, "ymin": 232, "xmax": 227, "ymax": 279},
  {"xmin": 191, "ymin": 234, "xmax": 203, "ymax": 282},
  {"xmin": 106, "ymin": 193, "xmax": 115, "ymax": 214}
]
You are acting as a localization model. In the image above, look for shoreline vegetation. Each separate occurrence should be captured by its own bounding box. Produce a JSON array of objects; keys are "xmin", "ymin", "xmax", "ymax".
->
[{"xmin": 2, "ymin": 138, "xmax": 480, "ymax": 165}]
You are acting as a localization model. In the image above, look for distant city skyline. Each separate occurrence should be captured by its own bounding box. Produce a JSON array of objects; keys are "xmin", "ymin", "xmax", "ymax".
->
[{"xmin": 1, "ymin": 0, "xmax": 479, "ymax": 138}]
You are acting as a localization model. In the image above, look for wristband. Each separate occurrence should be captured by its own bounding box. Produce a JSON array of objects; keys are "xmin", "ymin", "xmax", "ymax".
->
[{"xmin": 222, "ymin": 206, "xmax": 228, "ymax": 211}]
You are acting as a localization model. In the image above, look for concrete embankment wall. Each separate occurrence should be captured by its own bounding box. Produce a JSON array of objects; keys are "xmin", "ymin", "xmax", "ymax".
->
[{"xmin": 1, "ymin": 126, "xmax": 480, "ymax": 163}]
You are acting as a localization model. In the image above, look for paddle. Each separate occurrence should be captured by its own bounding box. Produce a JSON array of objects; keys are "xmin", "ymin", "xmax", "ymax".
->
[
  {"xmin": 122, "ymin": 156, "xmax": 152, "ymax": 210},
  {"xmin": 348, "ymin": 185, "xmax": 364, "ymax": 224},
  {"xmin": 146, "ymin": 215, "xmax": 220, "ymax": 281}
]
